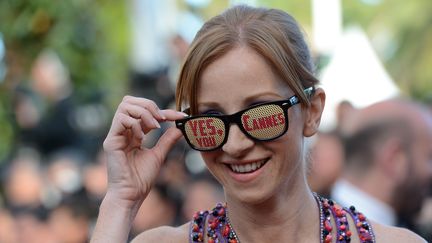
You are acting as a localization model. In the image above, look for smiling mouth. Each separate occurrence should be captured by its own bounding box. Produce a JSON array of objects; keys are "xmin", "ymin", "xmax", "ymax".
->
[{"xmin": 227, "ymin": 159, "xmax": 269, "ymax": 174}]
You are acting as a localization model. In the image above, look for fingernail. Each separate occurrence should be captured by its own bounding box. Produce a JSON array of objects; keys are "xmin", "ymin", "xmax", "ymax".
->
[
  {"xmin": 158, "ymin": 110, "xmax": 166, "ymax": 120},
  {"xmin": 177, "ymin": 111, "xmax": 188, "ymax": 117},
  {"xmin": 140, "ymin": 134, "xmax": 147, "ymax": 149},
  {"xmin": 153, "ymin": 118, "xmax": 161, "ymax": 128}
]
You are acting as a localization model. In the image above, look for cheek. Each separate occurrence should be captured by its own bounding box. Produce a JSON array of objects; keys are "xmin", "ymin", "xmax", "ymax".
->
[
  {"xmin": 288, "ymin": 106, "xmax": 305, "ymax": 132},
  {"xmin": 269, "ymin": 128, "xmax": 304, "ymax": 165},
  {"xmin": 200, "ymin": 152, "xmax": 219, "ymax": 169},
  {"xmin": 411, "ymin": 147, "xmax": 432, "ymax": 182},
  {"xmin": 276, "ymin": 111, "xmax": 307, "ymax": 165},
  {"xmin": 285, "ymin": 111, "xmax": 305, "ymax": 148}
]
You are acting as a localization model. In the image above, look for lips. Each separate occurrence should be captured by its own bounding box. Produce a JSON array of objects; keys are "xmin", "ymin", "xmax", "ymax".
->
[{"xmin": 227, "ymin": 159, "xmax": 268, "ymax": 174}]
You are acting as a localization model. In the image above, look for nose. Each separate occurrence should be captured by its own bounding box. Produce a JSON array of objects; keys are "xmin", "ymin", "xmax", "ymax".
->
[{"xmin": 222, "ymin": 124, "xmax": 254, "ymax": 157}]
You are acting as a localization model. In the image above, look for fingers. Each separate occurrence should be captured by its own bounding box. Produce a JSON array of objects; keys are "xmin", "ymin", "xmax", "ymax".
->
[
  {"xmin": 160, "ymin": 109, "xmax": 188, "ymax": 121},
  {"xmin": 104, "ymin": 113, "xmax": 144, "ymax": 151},
  {"xmin": 117, "ymin": 113, "xmax": 143, "ymax": 139},
  {"xmin": 118, "ymin": 104, "xmax": 160, "ymax": 133},
  {"xmin": 153, "ymin": 127, "xmax": 183, "ymax": 161},
  {"xmin": 121, "ymin": 96, "xmax": 166, "ymax": 120},
  {"xmin": 119, "ymin": 96, "xmax": 186, "ymax": 122},
  {"xmin": 105, "ymin": 96, "xmax": 187, "ymax": 151}
]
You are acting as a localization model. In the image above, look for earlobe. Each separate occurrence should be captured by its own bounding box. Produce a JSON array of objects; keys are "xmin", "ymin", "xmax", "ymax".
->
[
  {"xmin": 303, "ymin": 88, "xmax": 326, "ymax": 137},
  {"xmin": 379, "ymin": 138, "xmax": 409, "ymax": 183}
]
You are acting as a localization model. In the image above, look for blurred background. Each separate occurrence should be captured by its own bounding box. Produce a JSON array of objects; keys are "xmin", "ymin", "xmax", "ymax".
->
[{"xmin": 0, "ymin": 0, "xmax": 431, "ymax": 242}]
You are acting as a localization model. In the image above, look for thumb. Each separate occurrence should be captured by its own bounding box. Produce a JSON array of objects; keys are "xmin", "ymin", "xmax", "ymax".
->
[{"xmin": 153, "ymin": 127, "xmax": 183, "ymax": 161}]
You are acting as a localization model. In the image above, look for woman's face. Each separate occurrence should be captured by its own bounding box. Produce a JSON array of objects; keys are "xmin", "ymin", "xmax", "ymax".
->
[{"xmin": 196, "ymin": 46, "xmax": 308, "ymax": 203}]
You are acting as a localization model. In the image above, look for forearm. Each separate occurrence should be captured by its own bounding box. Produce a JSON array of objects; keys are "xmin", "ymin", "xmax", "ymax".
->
[{"xmin": 91, "ymin": 193, "xmax": 142, "ymax": 243}]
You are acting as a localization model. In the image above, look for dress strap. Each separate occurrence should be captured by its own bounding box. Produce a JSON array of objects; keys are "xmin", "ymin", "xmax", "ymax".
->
[
  {"xmin": 345, "ymin": 206, "xmax": 376, "ymax": 243},
  {"xmin": 320, "ymin": 197, "xmax": 352, "ymax": 243},
  {"xmin": 329, "ymin": 205, "xmax": 351, "ymax": 242},
  {"xmin": 189, "ymin": 210, "xmax": 209, "ymax": 243},
  {"xmin": 189, "ymin": 203, "xmax": 240, "ymax": 243}
]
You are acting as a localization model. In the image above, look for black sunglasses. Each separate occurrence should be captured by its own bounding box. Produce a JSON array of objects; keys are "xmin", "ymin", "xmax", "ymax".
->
[{"xmin": 175, "ymin": 87, "xmax": 314, "ymax": 151}]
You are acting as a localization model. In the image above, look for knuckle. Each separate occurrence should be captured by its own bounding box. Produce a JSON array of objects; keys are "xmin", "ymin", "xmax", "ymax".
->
[
  {"xmin": 132, "ymin": 118, "xmax": 140, "ymax": 126},
  {"xmin": 141, "ymin": 108, "xmax": 151, "ymax": 116},
  {"xmin": 148, "ymin": 100, "xmax": 157, "ymax": 107},
  {"xmin": 122, "ymin": 95, "xmax": 133, "ymax": 102},
  {"xmin": 116, "ymin": 112, "xmax": 127, "ymax": 120},
  {"xmin": 102, "ymin": 139, "xmax": 108, "ymax": 149},
  {"xmin": 117, "ymin": 102, "xmax": 126, "ymax": 111},
  {"xmin": 102, "ymin": 137, "xmax": 111, "ymax": 150},
  {"xmin": 146, "ymin": 100, "xmax": 158, "ymax": 111}
]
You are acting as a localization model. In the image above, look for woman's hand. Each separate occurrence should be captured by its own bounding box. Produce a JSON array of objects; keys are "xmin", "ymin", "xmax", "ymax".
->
[{"xmin": 102, "ymin": 96, "xmax": 185, "ymax": 209}]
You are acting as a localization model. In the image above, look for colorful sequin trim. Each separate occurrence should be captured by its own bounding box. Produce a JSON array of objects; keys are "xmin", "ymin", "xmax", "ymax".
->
[
  {"xmin": 190, "ymin": 210, "xmax": 208, "ymax": 242},
  {"xmin": 347, "ymin": 206, "xmax": 376, "ymax": 243},
  {"xmin": 189, "ymin": 193, "xmax": 376, "ymax": 243}
]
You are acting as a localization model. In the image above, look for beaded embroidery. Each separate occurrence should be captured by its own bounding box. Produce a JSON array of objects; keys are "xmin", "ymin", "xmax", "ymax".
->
[
  {"xmin": 190, "ymin": 210, "xmax": 209, "ymax": 242},
  {"xmin": 189, "ymin": 193, "xmax": 376, "ymax": 243},
  {"xmin": 316, "ymin": 195, "xmax": 375, "ymax": 243},
  {"xmin": 347, "ymin": 206, "xmax": 376, "ymax": 243},
  {"xmin": 320, "ymin": 197, "xmax": 352, "ymax": 243}
]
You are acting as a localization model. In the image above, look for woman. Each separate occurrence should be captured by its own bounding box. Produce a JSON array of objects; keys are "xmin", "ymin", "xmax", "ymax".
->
[{"xmin": 91, "ymin": 4, "xmax": 426, "ymax": 243}]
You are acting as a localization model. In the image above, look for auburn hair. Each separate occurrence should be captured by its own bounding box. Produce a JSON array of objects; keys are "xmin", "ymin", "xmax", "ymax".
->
[{"xmin": 176, "ymin": 4, "xmax": 318, "ymax": 114}]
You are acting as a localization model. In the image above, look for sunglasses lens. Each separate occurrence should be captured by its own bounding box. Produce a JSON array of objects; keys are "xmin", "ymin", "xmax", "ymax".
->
[
  {"xmin": 183, "ymin": 117, "xmax": 225, "ymax": 150},
  {"xmin": 241, "ymin": 104, "xmax": 286, "ymax": 140}
]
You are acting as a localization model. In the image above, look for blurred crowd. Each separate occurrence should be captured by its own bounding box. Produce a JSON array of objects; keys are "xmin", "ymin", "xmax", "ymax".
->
[
  {"xmin": 1, "ymin": 8, "xmax": 432, "ymax": 243},
  {"xmin": 2, "ymin": 47, "xmax": 432, "ymax": 242},
  {"xmin": 308, "ymin": 99, "xmax": 432, "ymax": 241},
  {"xmin": 0, "ymin": 29, "xmax": 227, "ymax": 243}
]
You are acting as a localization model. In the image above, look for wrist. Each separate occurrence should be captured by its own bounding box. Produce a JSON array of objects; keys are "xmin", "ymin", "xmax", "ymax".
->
[
  {"xmin": 91, "ymin": 192, "xmax": 144, "ymax": 243},
  {"xmin": 102, "ymin": 191, "xmax": 144, "ymax": 217}
]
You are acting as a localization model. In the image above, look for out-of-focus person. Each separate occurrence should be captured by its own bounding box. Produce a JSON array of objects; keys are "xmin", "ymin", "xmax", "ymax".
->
[
  {"xmin": 3, "ymin": 150, "xmax": 44, "ymax": 209},
  {"xmin": 307, "ymin": 130, "xmax": 344, "ymax": 198},
  {"xmin": 12, "ymin": 49, "xmax": 81, "ymax": 156},
  {"xmin": 13, "ymin": 209, "xmax": 57, "ymax": 243},
  {"xmin": 331, "ymin": 98, "xmax": 432, "ymax": 236},
  {"xmin": 414, "ymin": 99, "xmax": 432, "ymax": 240},
  {"xmin": 130, "ymin": 184, "xmax": 177, "ymax": 239},
  {"xmin": 180, "ymin": 175, "xmax": 224, "ymax": 223},
  {"xmin": 335, "ymin": 100, "xmax": 356, "ymax": 132},
  {"xmin": 416, "ymin": 193, "xmax": 432, "ymax": 241},
  {"xmin": 307, "ymin": 100, "xmax": 356, "ymax": 198},
  {"xmin": 45, "ymin": 150, "xmax": 85, "ymax": 200},
  {"xmin": 82, "ymin": 149, "xmax": 108, "ymax": 205},
  {"xmin": 48, "ymin": 197, "xmax": 91, "ymax": 243},
  {"xmin": 0, "ymin": 208, "xmax": 18, "ymax": 243}
]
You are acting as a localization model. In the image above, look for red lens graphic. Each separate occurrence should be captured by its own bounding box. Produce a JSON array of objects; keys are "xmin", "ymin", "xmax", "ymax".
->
[
  {"xmin": 184, "ymin": 117, "xmax": 225, "ymax": 150},
  {"xmin": 241, "ymin": 104, "xmax": 286, "ymax": 139}
]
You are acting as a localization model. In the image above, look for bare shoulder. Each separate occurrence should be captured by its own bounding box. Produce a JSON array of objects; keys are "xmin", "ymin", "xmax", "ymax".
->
[
  {"xmin": 131, "ymin": 222, "xmax": 190, "ymax": 243},
  {"xmin": 371, "ymin": 221, "xmax": 427, "ymax": 243}
]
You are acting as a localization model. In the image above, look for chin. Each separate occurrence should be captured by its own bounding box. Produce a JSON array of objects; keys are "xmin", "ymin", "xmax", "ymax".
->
[{"xmin": 225, "ymin": 182, "xmax": 279, "ymax": 206}]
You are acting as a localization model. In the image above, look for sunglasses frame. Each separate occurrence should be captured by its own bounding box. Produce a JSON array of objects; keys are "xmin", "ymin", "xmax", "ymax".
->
[{"xmin": 175, "ymin": 87, "xmax": 314, "ymax": 151}]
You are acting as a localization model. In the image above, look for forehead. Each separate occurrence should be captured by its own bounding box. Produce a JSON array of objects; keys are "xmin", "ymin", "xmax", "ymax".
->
[{"xmin": 197, "ymin": 46, "xmax": 291, "ymax": 106}]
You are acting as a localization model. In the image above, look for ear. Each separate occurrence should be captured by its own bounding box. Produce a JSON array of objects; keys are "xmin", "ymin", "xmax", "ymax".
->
[
  {"xmin": 303, "ymin": 87, "xmax": 326, "ymax": 137},
  {"xmin": 378, "ymin": 138, "xmax": 409, "ymax": 183}
]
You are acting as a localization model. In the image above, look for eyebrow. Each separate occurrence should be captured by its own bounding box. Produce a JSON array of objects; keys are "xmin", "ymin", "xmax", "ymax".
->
[
  {"xmin": 249, "ymin": 92, "xmax": 287, "ymax": 102},
  {"xmin": 199, "ymin": 91, "xmax": 284, "ymax": 106}
]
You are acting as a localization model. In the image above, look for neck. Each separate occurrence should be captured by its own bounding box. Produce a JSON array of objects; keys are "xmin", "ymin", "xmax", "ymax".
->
[
  {"xmin": 344, "ymin": 169, "xmax": 393, "ymax": 206},
  {"xmin": 225, "ymin": 186, "xmax": 320, "ymax": 243}
]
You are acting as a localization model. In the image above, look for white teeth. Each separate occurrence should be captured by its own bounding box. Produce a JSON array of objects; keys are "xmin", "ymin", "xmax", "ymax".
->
[
  {"xmin": 245, "ymin": 164, "xmax": 252, "ymax": 172},
  {"xmin": 229, "ymin": 160, "xmax": 266, "ymax": 173}
]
